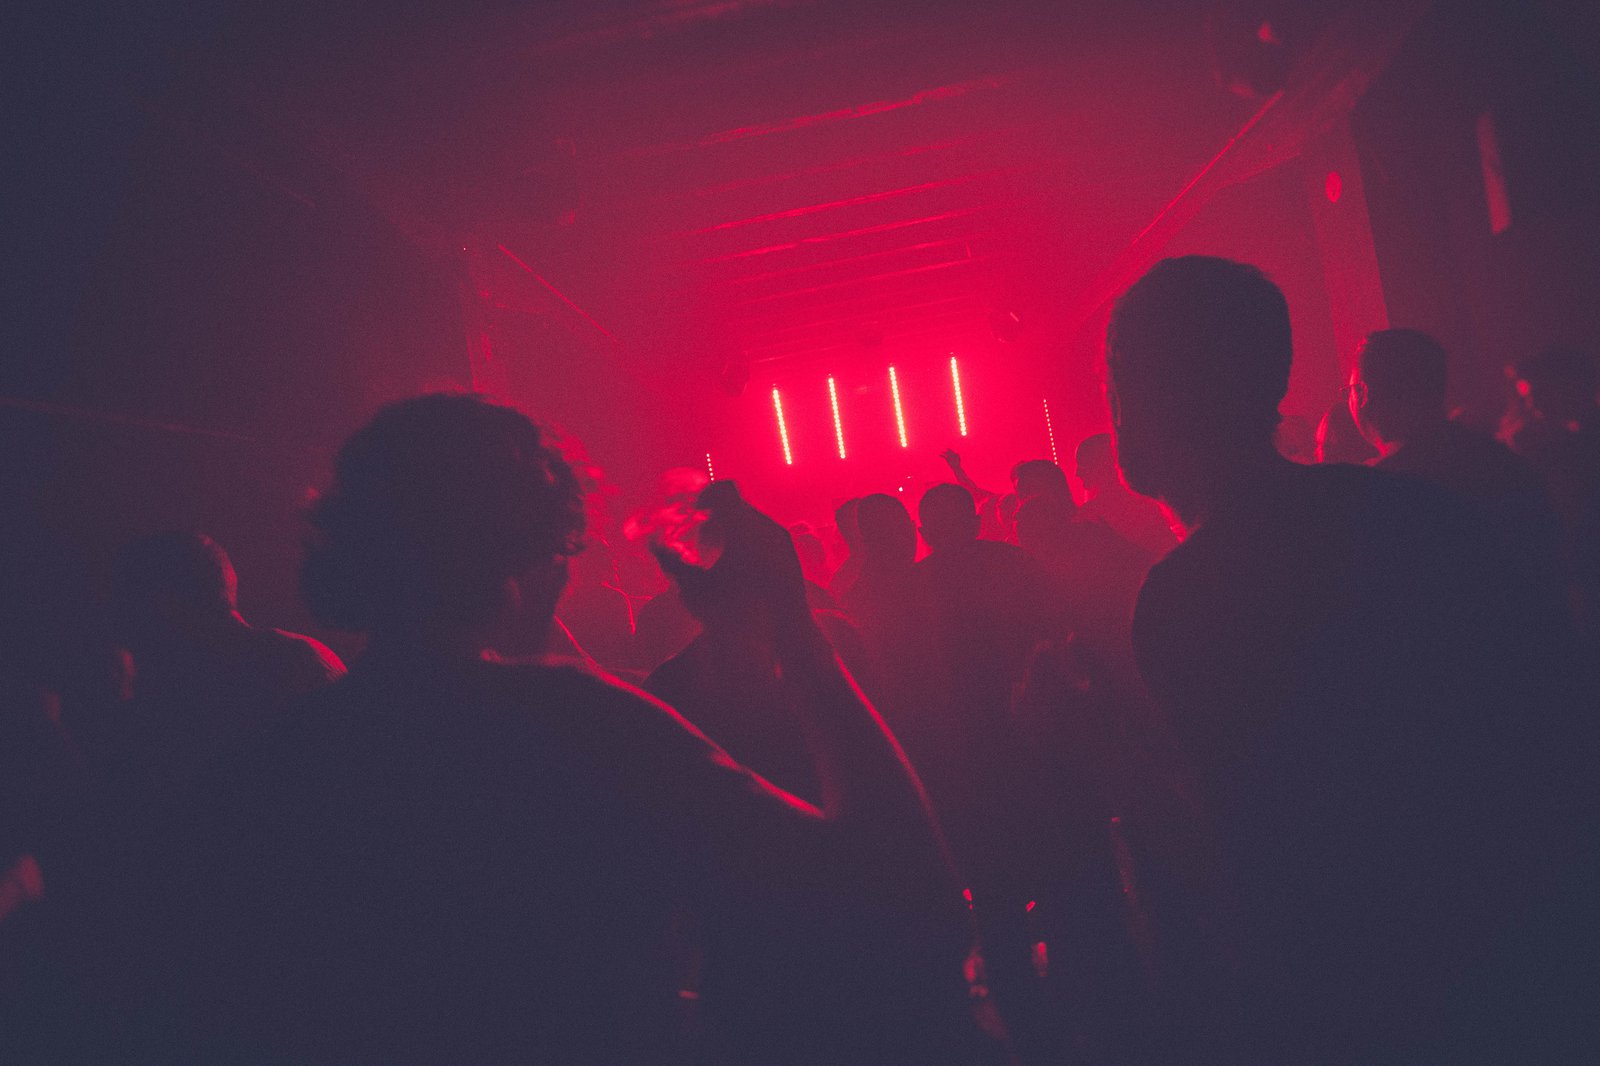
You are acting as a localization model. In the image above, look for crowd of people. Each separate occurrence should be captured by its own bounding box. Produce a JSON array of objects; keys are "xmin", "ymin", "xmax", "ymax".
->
[{"xmin": 2, "ymin": 255, "xmax": 1597, "ymax": 1063}]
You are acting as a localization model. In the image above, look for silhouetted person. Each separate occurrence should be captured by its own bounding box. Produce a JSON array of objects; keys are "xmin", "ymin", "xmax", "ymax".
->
[
  {"xmin": 1508, "ymin": 346, "xmax": 1600, "ymax": 655},
  {"xmin": 913, "ymin": 482, "xmax": 1059, "ymax": 1052},
  {"xmin": 0, "ymin": 494, "xmax": 114, "ymax": 1060},
  {"xmin": 95, "ymin": 532, "xmax": 344, "ymax": 789},
  {"xmin": 916, "ymin": 483, "xmax": 1054, "ymax": 683},
  {"xmin": 1313, "ymin": 396, "xmax": 1377, "ymax": 464},
  {"xmin": 826, "ymin": 497, "xmax": 864, "ymax": 600},
  {"xmin": 94, "ymin": 395, "xmax": 972, "ymax": 1065},
  {"xmin": 1015, "ymin": 492, "xmax": 1153, "ymax": 701},
  {"xmin": 1349, "ymin": 328, "xmax": 1563, "ymax": 601},
  {"xmin": 646, "ymin": 523, "xmax": 838, "ymax": 808},
  {"xmin": 913, "ymin": 482, "xmax": 1054, "ymax": 832},
  {"xmin": 938, "ymin": 449, "xmax": 1009, "ymax": 541},
  {"xmin": 1074, "ymin": 433, "xmax": 1178, "ymax": 557},
  {"xmin": 840, "ymin": 492, "xmax": 920, "ymax": 629},
  {"xmin": 1105, "ymin": 256, "xmax": 1591, "ymax": 1061},
  {"xmin": 1009, "ymin": 458, "xmax": 1070, "ymax": 504},
  {"xmin": 1350, "ymin": 329, "xmax": 1545, "ymax": 501}
]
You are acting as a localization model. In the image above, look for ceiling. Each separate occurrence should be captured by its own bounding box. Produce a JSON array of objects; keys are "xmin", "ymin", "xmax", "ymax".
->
[{"xmin": 183, "ymin": 0, "xmax": 1264, "ymax": 386}]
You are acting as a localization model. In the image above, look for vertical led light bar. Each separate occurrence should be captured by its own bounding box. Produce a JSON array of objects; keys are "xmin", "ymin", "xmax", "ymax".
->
[
  {"xmin": 1042, "ymin": 398, "xmax": 1059, "ymax": 465},
  {"xmin": 827, "ymin": 376, "xmax": 847, "ymax": 459},
  {"xmin": 705, "ymin": 451, "xmax": 715, "ymax": 481},
  {"xmin": 888, "ymin": 366, "xmax": 909, "ymax": 448},
  {"xmin": 772, "ymin": 388, "xmax": 794, "ymax": 466},
  {"xmin": 950, "ymin": 355, "xmax": 968, "ymax": 437}
]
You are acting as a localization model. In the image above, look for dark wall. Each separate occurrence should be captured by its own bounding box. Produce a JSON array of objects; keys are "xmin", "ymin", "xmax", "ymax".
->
[
  {"xmin": 1353, "ymin": 0, "xmax": 1600, "ymax": 423},
  {"xmin": 6, "ymin": 15, "xmax": 471, "ymax": 645}
]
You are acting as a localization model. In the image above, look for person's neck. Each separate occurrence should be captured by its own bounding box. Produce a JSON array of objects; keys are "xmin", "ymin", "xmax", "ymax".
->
[
  {"xmin": 178, "ymin": 608, "xmax": 251, "ymax": 648},
  {"xmin": 365, "ymin": 627, "xmax": 496, "ymax": 665},
  {"xmin": 1168, "ymin": 449, "xmax": 1298, "ymax": 533},
  {"xmin": 1375, "ymin": 417, "xmax": 1448, "ymax": 457}
]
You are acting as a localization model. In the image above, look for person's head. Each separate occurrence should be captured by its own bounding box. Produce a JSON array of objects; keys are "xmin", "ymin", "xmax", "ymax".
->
[
  {"xmin": 1316, "ymin": 398, "xmax": 1379, "ymax": 465},
  {"xmin": 854, "ymin": 493, "xmax": 917, "ymax": 567},
  {"xmin": 788, "ymin": 523, "xmax": 829, "ymax": 585},
  {"xmin": 1105, "ymin": 256, "xmax": 1292, "ymax": 518},
  {"xmin": 917, "ymin": 483, "xmax": 980, "ymax": 553},
  {"xmin": 1014, "ymin": 493, "xmax": 1077, "ymax": 557},
  {"xmin": 1010, "ymin": 459, "xmax": 1071, "ymax": 502},
  {"xmin": 111, "ymin": 531, "xmax": 239, "ymax": 643},
  {"xmin": 1074, "ymin": 433, "xmax": 1118, "ymax": 497},
  {"xmin": 1514, "ymin": 346, "xmax": 1598, "ymax": 427},
  {"xmin": 1349, "ymin": 328, "xmax": 1449, "ymax": 449},
  {"xmin": 834, "ymin": 497, "xmax": 862, "ymax": 551},
  {"xmin": 301, "ymin": 394, "xmax": 585, "ymax": 650}
]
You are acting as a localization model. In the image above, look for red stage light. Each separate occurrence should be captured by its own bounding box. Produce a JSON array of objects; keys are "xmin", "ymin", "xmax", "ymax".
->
[
  {"xmin": 772, "ymin": 388, "xmax": 794, "ymax": 465},
  {"xmin": 888, "ymin": 366, "xmax": 909, "ymax": 448},
  {"xmin": 828, "ymin": 376, "xmax": 847, "ymax": 459},
  {"xmin": 1042, "ymin": 398, "xmax": 1058, "ymax": 464},
  {"xmin": 950, "ymin": 355, "xmax": 968, "ymax": 436}
]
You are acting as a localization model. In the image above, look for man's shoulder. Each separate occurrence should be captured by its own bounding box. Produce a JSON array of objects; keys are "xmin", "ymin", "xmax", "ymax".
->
[{"xmin": 261, "ymin": 628, "xmax": 347, "ymax": 682}]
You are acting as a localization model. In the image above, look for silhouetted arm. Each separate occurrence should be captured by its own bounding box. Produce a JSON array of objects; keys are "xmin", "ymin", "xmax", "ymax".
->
[
  {"xmin": 642, "ymin": 485, "xmax": 954, "ymax": 895},
  {"xmin": 940, "ymin": 449, "xmax": 996, "ymax": 504}
]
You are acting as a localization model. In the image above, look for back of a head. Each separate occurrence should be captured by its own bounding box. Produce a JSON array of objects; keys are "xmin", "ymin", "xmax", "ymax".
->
[
  {"xmin": 112, "ymin": 531, "xmax": 238, "ymax": 629},
  {"xmin": 1356, "ymin": 328, "xmax": 1449, "ymax": 441},
  {"xmin": 917, "ymin": 483, "xmax": 980, "ymax": 552},
  {"xmin": 834, "ymin": 497, "xmax": 862, "ymax": 550},
  {"xmin": 1106, "ymin": 257, "xmax": 1291, "ymax": 495},
  {"xmin": 1074, "ymin": 433, "xmax": 1117, "ymax": 493},
  {"xmin": 302, "ymin": 393, "xmax": 585, "ymax": 636},
  {"xmin": 855, "ymin": 493, "xmax": 917, "ymax": 565},
  {"xmin": 1011, "ymin": 459, "xmax": 1071, "ymax": 502}
]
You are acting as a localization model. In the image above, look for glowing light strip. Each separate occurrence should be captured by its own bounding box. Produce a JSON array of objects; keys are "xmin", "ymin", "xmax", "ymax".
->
[
  {"xmin": 950, "ymin": 355, "xmax": 968, "ymax": 436},
  {"xmin": 827, "ymin": 376, "xmax": 846, "ymax": 459},
  {"xmin": 1042, "ymin": 398, "xmax": 1058, "ymax": 465},
  {"xmin": 888, "ymin": 366, "xmax": 908, "ymax": 448},
  {"xmin": 705, "ymin": 451, "xmax": 715, "ymax": 481},
  {"xmin": 772, "ymin": 388, "xmax": 794, "ymax": 465}
]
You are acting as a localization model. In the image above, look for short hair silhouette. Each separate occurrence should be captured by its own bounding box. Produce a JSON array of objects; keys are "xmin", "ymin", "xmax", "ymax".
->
[
  {"xmin": 1074, "ymin": 433, "xmax": 1117, "ymax": 492},
  {"xmin": 112, "ymin": 531, "xmax": 238, "ymax": 616},
  {"xmin": 1107, "ymin": 256, "xmax": 1291, "ymax": 449},
  {"xmin": 302, "ymin": 393, "xmax": 585, "ymax": 633},
  {"xmin": 917, "ymin": 483, "xmax": 979, "ymax": 552},
  {"xmin": 834, "ymin": 497, "xmax": 862, "ymax": 549},
  {"xmin": 1355, "ymin": 329, "xmax": 1448, "ymax": 441},
  {"xmin": 854, "ymin": 493, "xmax": 917, "ymax": 563},
  {"xmin": 1010, "ymin": 459, "xmax": 1070, "ymax": 501}
]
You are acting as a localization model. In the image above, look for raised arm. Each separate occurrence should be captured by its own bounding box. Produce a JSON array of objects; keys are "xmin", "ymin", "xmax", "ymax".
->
[
  {"xmin": 650, "ymin": 483, "xmax": 953, "ymax": 885},
  {"xmin": 940, "ymin": 448, "xmax": 996, "ymax": 504}
]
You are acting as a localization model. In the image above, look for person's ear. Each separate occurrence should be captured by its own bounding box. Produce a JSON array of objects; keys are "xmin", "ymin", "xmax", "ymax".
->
[{"xmin": 511, "ymin": 557, "xmax": 569, "ymax": 627}]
